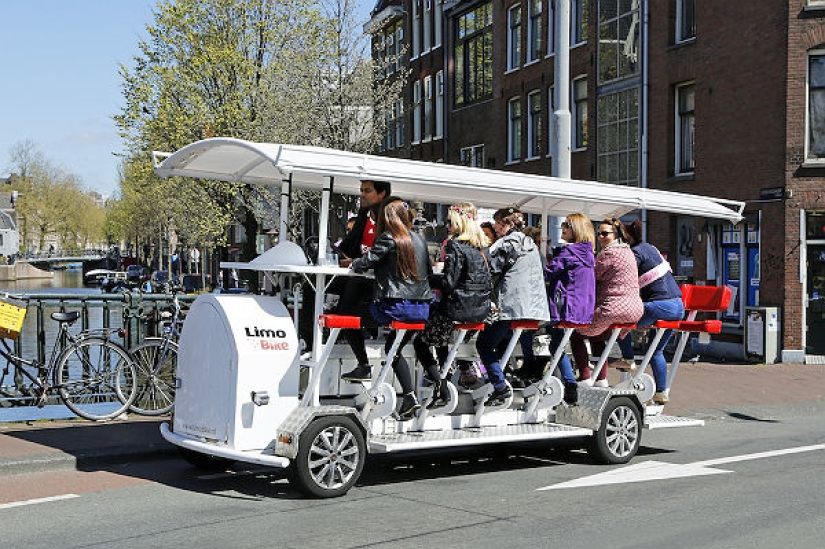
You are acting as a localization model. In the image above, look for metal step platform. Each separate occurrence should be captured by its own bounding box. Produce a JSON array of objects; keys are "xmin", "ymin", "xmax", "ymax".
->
[
  {"xmin": 368, "ymin": 422, "xmax": 592, "ymax": 453},
  {"xmin": 644, "ymin": 413, "xmax": 705, "ymax": 429}
]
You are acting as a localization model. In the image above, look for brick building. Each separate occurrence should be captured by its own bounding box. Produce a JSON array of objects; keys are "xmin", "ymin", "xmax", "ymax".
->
[{"xmin": 366, "ymin": 0, "xmax": 825, "ymax": 363}]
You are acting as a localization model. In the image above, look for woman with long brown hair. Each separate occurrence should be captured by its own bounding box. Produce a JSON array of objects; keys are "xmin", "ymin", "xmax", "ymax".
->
[{"xmin": 342, "ymin": 197, "xmax": 433, "ymax": 420}]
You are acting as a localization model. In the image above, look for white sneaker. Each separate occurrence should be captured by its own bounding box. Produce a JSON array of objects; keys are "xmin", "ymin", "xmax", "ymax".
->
[
  {"xmin": 578, "ymin": 378, "xmax": 594, "ymax": 387},
  {"xmin": 594, "ymin": 379, "xmax": 609, "ymax": 388}
]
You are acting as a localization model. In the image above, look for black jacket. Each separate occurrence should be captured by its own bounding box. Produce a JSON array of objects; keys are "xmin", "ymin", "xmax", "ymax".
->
[
  {"xmin": 438, "ymin": 239, "xmax": 491, "ymax": 322},
  {"xmin": 336, "ymin": 207, "xmax": 372, "ymax": 260},
  {"xmin": 352, "ymin": 231, "xmax": 433, "ymax": 302}
]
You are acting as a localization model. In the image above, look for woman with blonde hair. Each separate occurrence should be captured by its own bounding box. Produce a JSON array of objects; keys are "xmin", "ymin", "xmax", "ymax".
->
[
  {"xmin": 413, "ymin": 202, "xmax": 491, "ymax": 407},
  {"xmin": 539, "ymin": 212, "xmax": 596, "ymax": 404}
]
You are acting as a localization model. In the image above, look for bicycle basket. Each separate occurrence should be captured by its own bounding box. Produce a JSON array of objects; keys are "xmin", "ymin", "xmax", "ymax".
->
[{"xmin": 0, "ymin": 295, "xmax": 27, "ymax": 340}]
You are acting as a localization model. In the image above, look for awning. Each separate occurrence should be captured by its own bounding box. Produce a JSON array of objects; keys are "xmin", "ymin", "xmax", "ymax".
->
[{"xmin": 153, "ymin": 138, "xmax": 744, "ymax": 223}]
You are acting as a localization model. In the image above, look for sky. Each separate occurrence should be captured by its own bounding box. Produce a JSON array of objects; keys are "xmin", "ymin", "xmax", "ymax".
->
[{"xmin": 0, "ymin": 0, "xmax": 374, "ymax": 199}]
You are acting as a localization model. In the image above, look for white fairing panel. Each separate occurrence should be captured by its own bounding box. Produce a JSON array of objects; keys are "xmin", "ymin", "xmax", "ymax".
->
[{"xmin": 173, "ymin": 294, "xmax": 300, "ymax": 451}]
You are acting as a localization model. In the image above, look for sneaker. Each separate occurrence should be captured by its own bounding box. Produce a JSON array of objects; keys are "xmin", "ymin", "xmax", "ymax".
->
[
  {"xmin": 577, "ymin": 377, "xmax": 594, "ymax": 388},
  {"xmin": 562, "ymin": 382, "xmax": 577, "ymax": 405},
  {"xmin": 484, "ymin": 385, "xmax": 512, "ymax": 406},
  {"xmin": 614, "ymin": 358, "xmax": 637, "ymax": 373},
  {"xmin": 653, "ymin": 391, "xmax": 669, "ymax": 404},
  {"xmin": 594, "ymin": 379, "xmax": 610, "ymax": 388},
  {"xmin": 342, "ymin": 364, "xmax": 372, "ymax": 382},
  {"xmin": 398, "ymin": 393, "xmax": 421, "ymax": 420}
]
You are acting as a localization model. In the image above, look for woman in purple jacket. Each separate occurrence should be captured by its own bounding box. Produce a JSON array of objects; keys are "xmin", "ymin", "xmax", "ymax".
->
[{"xmin": 542, "ymin": 213, "xmax": 596, "ymax": 405}]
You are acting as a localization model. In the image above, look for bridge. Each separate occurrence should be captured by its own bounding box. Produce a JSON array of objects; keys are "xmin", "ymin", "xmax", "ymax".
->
[{"xmin": 16, "ymin": 249, "xmax": 108, "ymax": 265}]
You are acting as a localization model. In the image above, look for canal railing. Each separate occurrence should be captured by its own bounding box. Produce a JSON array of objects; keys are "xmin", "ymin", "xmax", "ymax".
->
[{"xmin": 1, "ymin": 290, "xmax": 195, "ymax": 366}]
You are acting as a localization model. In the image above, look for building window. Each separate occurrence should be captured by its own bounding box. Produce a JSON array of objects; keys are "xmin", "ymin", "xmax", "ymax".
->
[
  {"xmin": 508, "ymin": 4, "xmax": 522, "ymax": 71},
  {"xmin": 508, "ymin": 97, "xmax": 523, "ymax": 162},
  {"xmin": 572, "ymin": 0, "xmax": 588, "ymax": 46},
  {"xmin": 412, "ymin": 0, "xmax": 421, "ymax": 57},
  {"xmin": 597, "ymin": 87, "xmax": 640, "ymax": 186},
  {"xmin": 435, "ymin": 70, "xmax": 444, "ymax": 137},
  {"xmin": 572, "ymin": 77, "xmax": 588, "ymax": 149},
  {"xmin": 528, "ymin": 90, "xmax": 542, "ymax": 159},
  {"xmin": 808, "ymin": 52, "xmax": 825, "ymax": 160},
  {"xmin": 434, "ymin": 0, "xmax": 443, "ymax": 47},
  {"xmin": 424, "ymin": 74, "xmax": 434, "ymax": 139},
  {"xmin": 597, "ymin": 0, "xmax": 640, "ymax": 84},
  {"xmin": 413, "ymin": 80, "xmax": 422, "ymax": 143},
  {"xmin": 547, "ymin": 85, "xmax": 555, "ymax": 157},
  {"xmin": 424, "ymin": 0, "xmax": 432, "ymax": 51},
  {"xmin": 455, "ymin": 2, "xmax": 494, "ymax": 107},
  {"xmin": 385, "ymin": 30, "xmax": 395, "ymax": 77},
  {"xmin": 395, "ymin": 23, "xmax": 404, "ymax": 72},
  {"xmin": 676, "ymin": 0, "xmax": 695, "ymax": 43},
  {"xmin": 528, "ymin": 0, "xmax": 543, "ymax": 63},
  {"xmin": 461, "ymin": 144, "xmax": 485, "ymax": 167},
  {"xmin": 395, "ymin": 101, "xmax": 405, "ymax": 148},
  {"xmin": 546, "ymin": 0, "xmax": 555, "ymax": 56},
  {"xmin": 676, "ymin": 82, "xmax": 695, "ymax": 174}
]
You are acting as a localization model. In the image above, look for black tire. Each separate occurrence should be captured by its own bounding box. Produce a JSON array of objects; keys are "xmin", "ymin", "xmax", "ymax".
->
[
  {"xmin": 289, "ymin": 415, "xmax": 366, "ymax": 498},
  {"xmin": 128, "ymin": 339, "xmax": 178, "ymax": 415},
  {"xmin": 178, "ymin": 448, "xmax": 235, "ymax": 470},
  {"xmin": 587, "ymin": 396, "xmax": 642, "ymax": 464},
  {"xmin": 56, "ymin": 338, "xmax": 137, "ymax": 421}
]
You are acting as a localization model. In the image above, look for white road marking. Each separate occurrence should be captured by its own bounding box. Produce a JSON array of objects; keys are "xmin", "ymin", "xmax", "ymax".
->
[
  {"xmin": 537, "ymin": 443, "xmax": 825, "ymax": 491},
  {"xmin": 0, "ymin": 494, "xmax": 80, "ymax": 509}
]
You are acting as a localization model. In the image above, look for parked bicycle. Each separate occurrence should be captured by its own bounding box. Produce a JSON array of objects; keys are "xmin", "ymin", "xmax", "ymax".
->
[
  {"xmin": 128, "ymin": 293, "xmax": 183, "ymax": 415},
  {"xmin": 0, "ymin": 295, "xmax": 137, "ymax": 421}
]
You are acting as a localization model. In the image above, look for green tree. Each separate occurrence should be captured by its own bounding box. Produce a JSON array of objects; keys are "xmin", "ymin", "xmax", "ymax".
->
[{"xmin": 6, "ymin": 140, "xmax": 105, "ymax": 252}]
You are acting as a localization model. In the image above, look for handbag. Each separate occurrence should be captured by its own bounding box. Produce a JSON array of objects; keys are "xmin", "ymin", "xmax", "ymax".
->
[
  {"xmin": 553, "ymin": 286, "xmax": 566, "ymax": 316},
  {"xmin": 480, "ymin": 250, "xmax": 499, "ymax": 324}
]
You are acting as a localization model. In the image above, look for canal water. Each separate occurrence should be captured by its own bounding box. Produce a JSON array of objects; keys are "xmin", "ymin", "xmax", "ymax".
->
[{"xmin": 1, "ymin": 268, "xmax": 124, "ymax": 422}]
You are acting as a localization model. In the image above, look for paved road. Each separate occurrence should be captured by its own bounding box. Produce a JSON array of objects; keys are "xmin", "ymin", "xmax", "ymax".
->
[{"xmin": 0, "ymin": 399, "xmax": 823, "ymax": 549}]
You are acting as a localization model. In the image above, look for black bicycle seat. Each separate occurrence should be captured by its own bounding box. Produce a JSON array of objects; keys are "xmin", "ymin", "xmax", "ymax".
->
[{"xmin": 51, "ymin": 311, "xmax": 81, "ymax": 323}]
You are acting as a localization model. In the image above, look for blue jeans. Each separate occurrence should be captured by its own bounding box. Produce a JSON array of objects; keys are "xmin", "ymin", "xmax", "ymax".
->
[
  {"xmin": 618, "ymin": 297, "xmax": 685, "ymax": 391},
  {"xmin": 546, "ymin": 327, "xmax": 577, "ymax": 384},
  {"xmin": 476, "ymin": 321, "xmax": 513, "ymax": 390}
]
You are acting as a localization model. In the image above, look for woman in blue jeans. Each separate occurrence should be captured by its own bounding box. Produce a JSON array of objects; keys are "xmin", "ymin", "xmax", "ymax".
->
[
  {"xmin": 617, "ymin": 220, "xmax": 685, "ymax": 404},
  {"xmin": 476, "ymin": 207, "xmax": 550, "ymax": 406}
]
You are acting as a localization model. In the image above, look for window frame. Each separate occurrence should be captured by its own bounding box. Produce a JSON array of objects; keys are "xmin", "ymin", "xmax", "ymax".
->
[
  {"xmin": 461, "ymin": 144, "xmax": 485, "ymax": 167},
  {"xmin": 508, "ymin": 4, "xmax": 522, "ymax": 72},
  {"xmin": 806, "ymin": 50, "xmax": 825, "ymax": 162},
  {"xmin": 572, "ymin": 76, "xmax": 588, "ymax": 150},
  {"xmin": 527, "ymin": 0, "xmax": 543, "ymax": 64},
  {"xmin": 676, "ymin": 0, "xmax": 695, "ymax": 44},
  {"xmin": 454, "ymin": 3, "xmax": 494, "ymax": 107},
  {"xmin": 572, "ymin": 0, "xmax": 588, "ymax": 46},
  {"xmin": 508, "ymin": 96, "xmax": 523, "ymax": 163},
  {"xmin": 435, "ymin": 70, "xmax": 444, "ymax": 138},
  {"xmin": 413, "ymin": 79, "xmax": 423, "ymax": 144},
  {"xmin": 527, "ymin": 89, "xmax": 543, "ymax": 159},
  {"xmin": 675, "ymin": 82, "xmax": 696, "ymax": 175}
]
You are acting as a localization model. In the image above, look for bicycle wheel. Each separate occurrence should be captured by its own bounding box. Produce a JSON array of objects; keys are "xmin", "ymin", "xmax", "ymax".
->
[
  {"xmin": 55, "ymin": 338, "xmax": 137, "ymax": 421},
  {"xmin": 128, "ymin": 338, "xmax": 178, "ymax": 415}
]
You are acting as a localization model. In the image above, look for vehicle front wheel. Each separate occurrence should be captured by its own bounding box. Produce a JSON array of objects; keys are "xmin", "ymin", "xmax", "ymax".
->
[
  {"xmin": 289, "ymin": 416, "xmax": 366, "ymax": 498},
  {"xmin": 587, "ymin": 396, "xmax": 642, "ymax": 464}
]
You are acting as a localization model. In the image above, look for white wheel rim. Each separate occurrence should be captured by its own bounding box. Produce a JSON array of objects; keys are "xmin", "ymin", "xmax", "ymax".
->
[
  {"xmin": 605, "ymin": 405, "xmax": 639, "ymax": 458},
  {"xmin": 308, "ymin": 425, "xmax": 360, "ymax": 491}
]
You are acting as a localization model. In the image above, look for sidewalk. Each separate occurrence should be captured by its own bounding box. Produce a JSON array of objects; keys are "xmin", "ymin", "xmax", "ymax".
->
[{"xmin": 1, "ymin": 362, "xmax": 824, "ymax": 477}]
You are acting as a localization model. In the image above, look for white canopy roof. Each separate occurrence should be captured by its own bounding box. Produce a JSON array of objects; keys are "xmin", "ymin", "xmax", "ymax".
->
[{"xmin": 153, "ymin": 138, "xmax": 744, "ymax": 223}]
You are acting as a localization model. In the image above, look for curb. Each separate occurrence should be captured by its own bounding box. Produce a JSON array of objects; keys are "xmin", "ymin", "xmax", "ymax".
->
[{"xmin": 0, "ymin": 443, "xmax": 179, "ymax": 477}]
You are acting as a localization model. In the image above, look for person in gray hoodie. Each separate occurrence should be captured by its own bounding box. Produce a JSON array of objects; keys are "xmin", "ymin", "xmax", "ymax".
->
[{"xmin": 476, "ymin": 207, "xmax": 551, "ymax": 406}]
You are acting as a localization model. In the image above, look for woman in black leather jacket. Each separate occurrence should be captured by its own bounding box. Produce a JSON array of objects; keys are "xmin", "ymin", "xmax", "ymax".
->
[{"xmin": 342, "ymin": 197, "xmax": 433, "ymax": 420}]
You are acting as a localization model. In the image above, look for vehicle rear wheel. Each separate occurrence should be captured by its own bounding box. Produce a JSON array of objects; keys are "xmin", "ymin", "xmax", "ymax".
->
[
  {"xmin": 289, "ymin": 415, "xmax": 366, "ymax": 498},
  {"xmin": 587, "ymin": 396, "xmax": 642, "ymax": 464},
  {"xmin": 128, "ymin": 339, "xmax": 178, "ymax": 415},
  {"xmin": 178, "ymin": 448, "xmax": 235, "ymax": 470}
]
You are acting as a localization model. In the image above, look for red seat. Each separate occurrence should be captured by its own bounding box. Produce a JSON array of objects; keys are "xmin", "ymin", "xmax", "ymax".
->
[
  {"xmin": 318, "ymin": 314, "xmax": 361, "ymax": 329},
  {"xmin": 556, "ymin": 321, "xmax": 589, "ymax": 329},
  {"xmin": 608, "ymin": 323, "xmax": 636, "ymax": 330},
  {"xmin": 656, "ymin": 319, "xmax": 723, "ymax": 334},
  {"xmin": 509, "ymin": 320, "xmax": 540, "ymax": 330},
  {"xmin": 455, "ymin": 322, "xmax": 485, "ymax": 331},
  {"xmin": 389, "ymin": 320, "xmax": 426, "ymax": 331},
  {"xmin": 681, "ymin": 284, "xmax": 732, "ymax": 312}
]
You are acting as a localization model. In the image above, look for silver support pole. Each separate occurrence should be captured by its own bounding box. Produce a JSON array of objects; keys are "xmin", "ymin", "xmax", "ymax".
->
[
  {"xmin": 279, "ymin": 175, "xmax": 291, "ymax": 243},
  {"xmin": 553, "ymin": 0, "xmax": 572, "ymax": 180}
]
